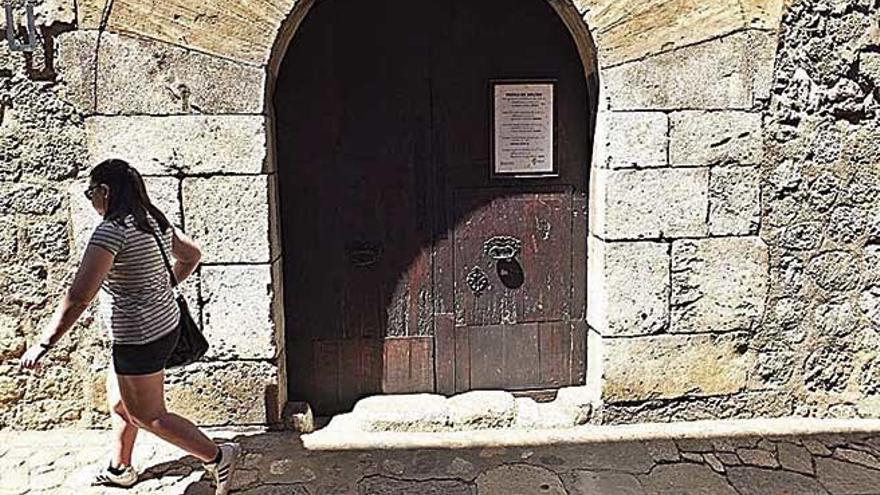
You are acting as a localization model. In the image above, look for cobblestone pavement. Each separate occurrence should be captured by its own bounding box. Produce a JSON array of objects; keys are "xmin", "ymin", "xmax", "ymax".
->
[{"xmin": 5, "ymin": 419, "xmax": 880, "ymax": 494}]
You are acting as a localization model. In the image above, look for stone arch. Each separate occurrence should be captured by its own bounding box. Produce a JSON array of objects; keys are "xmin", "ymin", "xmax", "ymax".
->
[{"xmin": 263, "ymin": 0, "xmax": 601, "ymax": 412}]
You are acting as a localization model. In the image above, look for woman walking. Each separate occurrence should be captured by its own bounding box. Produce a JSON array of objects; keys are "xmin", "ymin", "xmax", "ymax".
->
[{"xmin": 19, "ymin": 159, "xmax": 240, "ymax": 494}]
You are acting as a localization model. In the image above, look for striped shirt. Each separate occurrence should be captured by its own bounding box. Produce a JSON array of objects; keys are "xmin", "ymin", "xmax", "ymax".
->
[{"xmin": 88, "ymin": 214, "xmax": 180, "ymax": 345}]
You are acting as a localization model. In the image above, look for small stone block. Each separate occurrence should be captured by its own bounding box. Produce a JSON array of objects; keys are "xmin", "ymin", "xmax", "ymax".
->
[
  {"xmin": 282, "ymin": 401, "xmax": 315, "ymax": 433},
  {"xmin": 593, "ymin": 111, "xmax": 668, "ymax": 169},
  {"xmin": 671, "ymin": 237, "xmax": 769, "ymax": 333},
  {"xmin": 591, "ymin": 167, "xmax": 709, "ymax": 240},
  {"xmin": 182, "ymin": 175, "xmax": 270, "ymax": 263},
  {"xmin": 448, "ymin": 391, "xmax": 516, "ymax": 430},
  {"xmin": 670, "ymin": 111, "xmax": 763, "ymax": 166}
]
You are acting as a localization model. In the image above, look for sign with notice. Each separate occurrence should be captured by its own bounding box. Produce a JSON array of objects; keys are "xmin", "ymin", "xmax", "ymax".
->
[{"xmin": 491, "ymin": 80, "xmax": 556, "ymax": 177}]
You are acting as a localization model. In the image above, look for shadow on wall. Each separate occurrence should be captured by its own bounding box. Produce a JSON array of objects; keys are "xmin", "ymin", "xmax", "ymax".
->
[{"xmin": 272, "ymin": 0, "xmax": 599, "ymax": 415}]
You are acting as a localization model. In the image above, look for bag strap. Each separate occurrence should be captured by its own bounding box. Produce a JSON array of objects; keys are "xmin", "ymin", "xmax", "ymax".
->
[{"xmin": 150, "ymin": 228, "xmax": 180, "ymax": 288}]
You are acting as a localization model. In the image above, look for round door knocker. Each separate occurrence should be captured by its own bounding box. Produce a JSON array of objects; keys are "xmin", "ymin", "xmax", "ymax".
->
[
  {"xmin": 483, "ymin": 236, "xmax": 522, "ymax": 261},
  {"xmin": 466, "ymin": 266, "xmax": 490, "ymax": 296}
]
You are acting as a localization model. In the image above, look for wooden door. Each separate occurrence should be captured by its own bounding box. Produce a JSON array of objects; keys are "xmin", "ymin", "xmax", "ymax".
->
[
  {"xmin": 275, "ymin": 0, "xmax": 589, "ymax": 413},
  {"xmin": 275, "ymin": 0, "xmax": 436, "ymax": 414},
  {"xmin": 430, "ymin": 0, "xmax": 589, "ymax": 395}
]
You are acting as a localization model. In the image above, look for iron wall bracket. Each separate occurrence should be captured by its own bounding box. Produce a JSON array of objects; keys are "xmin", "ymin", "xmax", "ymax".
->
[{"xmin": 5, "ymin": 0, "xmax": 38, "ymax": 53}]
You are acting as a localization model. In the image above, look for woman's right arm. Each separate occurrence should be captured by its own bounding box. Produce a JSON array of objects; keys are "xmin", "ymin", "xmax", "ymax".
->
[{"xmin": 170, "ymin": 228, "xmax": 202, "ymax": 283}]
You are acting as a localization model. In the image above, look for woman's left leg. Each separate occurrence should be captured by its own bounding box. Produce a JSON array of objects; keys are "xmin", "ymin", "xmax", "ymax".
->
[
  {"xmin": 106, "ymin": 368, "xmax": 139, "ymax": 468},
  {"xmin": 116, "ymin": 370, "xmax": 219, "ymax": 462}
]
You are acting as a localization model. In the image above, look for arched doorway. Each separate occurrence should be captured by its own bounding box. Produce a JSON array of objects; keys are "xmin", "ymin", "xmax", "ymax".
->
[{"xmin": 273, "ymin": 0, "xmax": 593, "ymax": 414}]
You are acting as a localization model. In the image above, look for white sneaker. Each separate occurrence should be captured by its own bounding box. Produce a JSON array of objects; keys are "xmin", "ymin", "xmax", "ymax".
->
[
  {"xmin": 91, "ymin": 463, "xmax": 138, "ymax": 488},
  {"xmin": 204, "ymin": 443, "xmax": 242, "ymax": 495}
]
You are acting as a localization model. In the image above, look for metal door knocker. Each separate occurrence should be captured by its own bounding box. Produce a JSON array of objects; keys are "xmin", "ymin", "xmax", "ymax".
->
[
  {"xmin": 483, "ymin": 236, "xmax": 522, "ymax": 261},
  {"xmin": 466, "ymin": 266, "xmax": 490, "ymax": 296}
]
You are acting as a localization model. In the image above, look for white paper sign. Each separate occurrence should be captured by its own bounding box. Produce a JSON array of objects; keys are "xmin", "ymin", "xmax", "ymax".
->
[{"xmin": 493, "ymin": 82, "xmax": 554, "ymax": 175}]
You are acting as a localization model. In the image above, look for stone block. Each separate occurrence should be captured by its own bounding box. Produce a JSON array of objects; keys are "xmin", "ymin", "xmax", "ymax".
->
[
  {"xmin": 581, "ymin": 0, "xmax": 775, "ymax": 67},
  {"xmin": 200, "ymin": 264, "xmax": 275, "ymax": 360},
  {"xmin": 143, "ymin": 176, "xmax": 182, "ymax": 228},
  {"xmin": 591, "ymin": 167, "xmax": 709, "ymax": 239},
  {"xmin": 727, "ymin": 466, "xmax": 826, "ymax": 495},
  {"xmin": 30, "ymin": 0, "xmax": 77, "ymax": 25},
  {"xmin": 67, "ymin": 178, "xmax": 102, "ymax": 256},
  {"xmin": 76, "ymin": 0, "xmax": 107, "ymax": 29},
  {"xmin": 671, "ymin": 237, "xmax": 768, "ymax": 333},
  {"xmin": 53, "ymin": 31, "xmax": 98, "ymax": 114},
  {"xmin": 0, "ymin": 183, "xmax": 63, "ymax": 215},
  {"xmin": 97, "ymin": 0, "xmax": 294, "ymax": 64},
  {"xmin": 587, "ymin": 237, "xmax": 669, "ymax": 336},
  {"xmin": 350, "ymin": 394, "xmax": 449, "ymax": 432},
  {"xmin": 182, "ymin": 176, "xmax": 270, "ymax": 263},
  {"xmin": 749, "ymin": 31, "xmax": 779, "ymax": 102},
  {"xmin": 670, "ymin": 111, "xmax": 763, "ymax": 166},
  {"xmin": 85, "ymin": 115, "xmax": 267, "ymax": 175},
  {"xmin": 709, "ymin": 166, "xmax": 761, "ymax": 236},
  {"xmin": 0, "ymin": 218, "xmax": 19, "ymax": 263},
  {"xmin": 564, "ymin": 470, "xmax": 643, "ymax": 494},
  {"xmin": 447, "ymin": 390, "xmax": 516, "ymax": 430},
  {"xmin": 164, "ymin": 361, "xmax": 278, "ymax": 425},
  {"xmin": 638, "ymin": 463, "xmax": 738, "ymax": 495},
  {"xmin": 816, "ymin": 457, "xmax": 880, "ymax": 495},
  {"xmin": 358, "ymin": 477, "xmax": 472, "ymax": 495},
  {"xmin": 592, "ymin": 111, "xmax": 667, "ymax": 169},
  {"xmin": 24, "ymin": 222, "xmax": 69, "ymax": 262},
  {"xmin": 601, "ymin": 333, "xmax": 755, "ymax": 402},
  {"xmin": 476, "ymin": 465, "xmax": 566, "ymax": 494},
  {"xmin": 96, "ymin": 33, "xmax": 265, "ymax": 115},
  {"xmin": 0, "ymin": 313, "xmax": 25, "ymax": 361},
  {"xmin": 602, "ymin": 31, "xmax": 757, "ymax": 110}
]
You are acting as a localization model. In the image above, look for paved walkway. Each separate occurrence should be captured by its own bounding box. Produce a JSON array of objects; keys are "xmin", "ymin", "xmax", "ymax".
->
[{"xmin": 5, "ymin": 419, "xmax": 880, "ymax": 494}]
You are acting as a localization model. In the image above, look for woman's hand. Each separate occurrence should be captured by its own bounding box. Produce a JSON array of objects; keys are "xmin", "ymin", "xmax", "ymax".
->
[{"xmin": 19, "ymin": 344, "xmax": 49, "ymax": 370}]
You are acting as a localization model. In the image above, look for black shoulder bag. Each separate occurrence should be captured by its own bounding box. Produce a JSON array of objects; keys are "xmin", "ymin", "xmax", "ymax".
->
[{"xmin": 151, "ymin": 229, "xmax": 208, "ymax": 368}]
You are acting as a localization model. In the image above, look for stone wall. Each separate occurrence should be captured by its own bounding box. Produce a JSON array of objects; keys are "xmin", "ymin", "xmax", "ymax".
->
[
  {"xmin": 1, "ymin": 2, "xmax": 285, "ymax": 428},
  {"xmin": 583, "ymin": 10, "xmax": 779, "ymax": 420},
  {"xmin": 0, "ymin": 2, "xmax": 94, "ymax": 429},
  {"xmin": 754, "ymin": 0, "xmax": 880, "ymax": 418},
  {"xmin": 3, "ymin": 0, "xmax": 877, "ymax": 431}
]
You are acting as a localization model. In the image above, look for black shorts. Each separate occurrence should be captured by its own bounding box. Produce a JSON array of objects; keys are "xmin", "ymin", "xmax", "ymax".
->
[{"xmin": 112, "ymin": 327, "xmax": 180, "ymax": 376}]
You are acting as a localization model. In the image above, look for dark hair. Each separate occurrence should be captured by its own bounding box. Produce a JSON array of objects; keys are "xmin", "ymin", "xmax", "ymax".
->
[{"xmin": 89, "ymin": 159, "xmax": 171, "ymax": 234}]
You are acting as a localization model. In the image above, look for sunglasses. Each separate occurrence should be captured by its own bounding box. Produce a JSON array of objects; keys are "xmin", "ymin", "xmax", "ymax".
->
[{"xmin": 84, "ymin": 184, "xmax": 102, "ymax": 200}]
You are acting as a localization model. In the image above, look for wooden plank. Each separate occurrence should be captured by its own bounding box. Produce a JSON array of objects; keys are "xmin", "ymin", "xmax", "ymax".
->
[
  {"xmin": 287, "ymin": 341, "xmax": 313, "ymax": 402},
  {"xmin": 538, "ymin": 322, "xmax": 571, "ymax": 388},
  {"xmin": 409, "ymin": 338, "xmax": 435, "ymax": 392},
  {"xmin": 571, "ymin": 321, "xmax": 588, "ymax": 386},
  {"xmin": 453, "ymin": 326, "xmax": 471, "ymax": 393},
  {"xmin": 383, "ymin": 338, "xmax": 412, "ymax": 394},
  {"xmin": 572, "ymin": 192, "xmax": 588, "ymax": 321},
  {"xmin": 338, "ymin": 340, "xmax": 362, "ymax": 410},
  {"xmin": 383, "ymin": 337, "xmax": 434, "ymax": 393},
  {"xmin": 469, "ymin": 326, "xmax": 504, "ymax": 390},
  {"xmin": 434, "ymin": 222, "xmax": 455, "ymax": 316},
  {"xmin": 311, "ymin": 341, "xmax": 341, "ymax": 413},
  {"xmin": 435, "ymin": 314, "xmax": 456, "ymax": 395},
  {"xmin": 338, "ymin": 339, "xmax": 383, "ymax": 410},
  {"xmin": 407, "ymin": 247, "xmax": 434, "ymax": 337},
  {"xmin": 521, "ymin": 194, "xmax": 571, "ymax": 323},
  {"xmin": 504, "ymin": 324, "xmax": 541, "ymax": 388}
]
